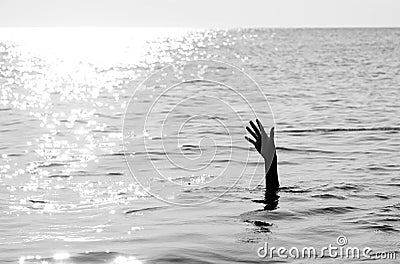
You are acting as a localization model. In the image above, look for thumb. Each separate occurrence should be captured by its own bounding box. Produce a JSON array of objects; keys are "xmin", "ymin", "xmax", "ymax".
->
[{"xmin": 269, "ymin": 127, "xmax": 275, "ymax": 140}]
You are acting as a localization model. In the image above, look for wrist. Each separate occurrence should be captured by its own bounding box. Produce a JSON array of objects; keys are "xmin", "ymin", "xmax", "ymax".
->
[{"xmin": 262, "ymin": 151, "xmax": 276, "ymax": 161}]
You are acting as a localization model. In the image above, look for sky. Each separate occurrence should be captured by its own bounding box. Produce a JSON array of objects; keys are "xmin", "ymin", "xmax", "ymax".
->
[{"xmin": 0, "ymin": 0, "xmax": 399, "ymax": 28}]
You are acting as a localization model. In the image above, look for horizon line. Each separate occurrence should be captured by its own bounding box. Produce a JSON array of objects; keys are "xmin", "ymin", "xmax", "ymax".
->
[{"xmin": 0, "ymin": 26, "xmax": 399, "ymax": 29}]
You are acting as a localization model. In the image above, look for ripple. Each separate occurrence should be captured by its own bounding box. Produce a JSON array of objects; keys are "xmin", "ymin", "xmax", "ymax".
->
[
  {"xmin": 124, "ymin": 206, "xmax": 167, "ymax": 214},
  {"xmin": 280, "ymin": 126, "xmax": 400, "ymax": 134},
  {"xmin": 299, "ymin": 206, "xmax": 359, "ymax": 216},
  {"xmin": 311, "ymin": 193, "xmax": 347, "ymax": 200}
]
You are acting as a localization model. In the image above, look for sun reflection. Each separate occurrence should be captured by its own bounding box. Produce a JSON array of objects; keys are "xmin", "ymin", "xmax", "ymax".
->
[
  {"xmin": 0, "ymin": 27, "xmax": 247, "ymax": 261},
  {"xmin": 113, "ymin": 255, "xmax": 143, "ymax": 264},
  {"xmin": 53, "ymin": 252, "xmax": 70, "ymax": 260},
  {"xmin": 0, "ymin": 28, "xmax": 191, "ymax": 67}
]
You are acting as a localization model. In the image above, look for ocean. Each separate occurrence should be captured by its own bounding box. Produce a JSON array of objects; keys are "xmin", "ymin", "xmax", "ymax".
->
[{"xmin": 0, "ymin": 28, "xmax": 399, "ymax": 263}]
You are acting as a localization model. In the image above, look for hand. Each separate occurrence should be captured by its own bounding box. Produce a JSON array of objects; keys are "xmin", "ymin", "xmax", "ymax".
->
[{"xmin": 245, "ymin": 119, "xmax": 275, "ymax": 162}]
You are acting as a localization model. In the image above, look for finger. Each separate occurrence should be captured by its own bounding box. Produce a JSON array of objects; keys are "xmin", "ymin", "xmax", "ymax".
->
[
  {"xmin": 256, "ymin": 119, "xmax": 267, "ymax": 135},
  {"xmin": 270, "ymin": 126, "xmax": 275, "ymax": 140},
  {"xmin": 246, "ymin": 126, "xmax": 258, "ymax": 140},
  {"xmin": 249, "ymin": 120, "xmax": 261, "ymax": 137},
  {"xmin": 244, "ymin": 136, "xmax": 256, "ymax": 146}
]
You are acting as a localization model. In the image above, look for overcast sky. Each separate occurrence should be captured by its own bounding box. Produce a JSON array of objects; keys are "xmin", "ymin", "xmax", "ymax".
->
[{"xmin": 0, "ymin": 0, "xmax": 399, "ymax": 27}]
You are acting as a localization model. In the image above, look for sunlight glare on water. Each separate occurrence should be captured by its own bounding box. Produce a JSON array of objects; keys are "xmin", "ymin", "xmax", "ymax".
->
[{"xmin": 0, "ymin": 28, "xmax": 191, "ymax": 66}]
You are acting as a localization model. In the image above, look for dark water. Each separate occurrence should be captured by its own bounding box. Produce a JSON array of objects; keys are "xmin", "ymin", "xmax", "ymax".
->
[{"xmin": 0, "ymin": 28, "xmax": 399, "ymax": 263}]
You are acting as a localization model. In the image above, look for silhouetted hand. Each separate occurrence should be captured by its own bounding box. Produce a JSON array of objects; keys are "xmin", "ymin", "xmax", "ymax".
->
[{"xmin": 245, "ymin": 119, "xmax": 275, "ymax": 162}]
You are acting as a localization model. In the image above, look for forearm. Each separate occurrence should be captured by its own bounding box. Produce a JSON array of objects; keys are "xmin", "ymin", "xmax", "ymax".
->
[{"xmin": 265, "ymin": 151, "xmax": 279, "ymax": 191}]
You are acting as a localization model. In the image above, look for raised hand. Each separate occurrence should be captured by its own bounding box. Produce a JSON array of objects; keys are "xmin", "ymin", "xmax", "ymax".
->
[
  {"xmin": 245, "ymin": 119, "xmax": 275, "ymax": 162},
  {"xmin": 245, "ymin": 119, "xmax": 279, "ymax": 193}
]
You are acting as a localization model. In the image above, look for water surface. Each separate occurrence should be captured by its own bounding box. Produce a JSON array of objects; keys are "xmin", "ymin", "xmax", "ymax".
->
[{"xmin": 0, "ymin": 28, "xmax": 399, "ymax": 263}]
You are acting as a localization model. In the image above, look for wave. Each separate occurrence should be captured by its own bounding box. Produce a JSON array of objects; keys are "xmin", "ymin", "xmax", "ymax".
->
[
  {"xmin": 48, "ymin": 174, "xmax": 71, "ymax": 178},
  {"xmin": 279, "ymin": 186, "xmax": 313, "ymax": 193},
  {"xmin": 299, "ymin": 206, "xmax": 359, "ymax": 216},
  {"xmin": 318, "ymin": 183, "xmax": 365, "ymax": 192},
  {"xmin": 347, "ymin": 220, "xmax": 400, "ymax": 233},
  {"xmin": 124, "ymin": 206, "xmax": 166, "ymax": 214},
  {"xmin": 311, "ymin": 193, "xmax": 347, "ymax": 200},
  {"xmin": 279, "ymin": 126, "xmax": 400, "ymax": 134},
  {"xmin": 277, "ymin": 146, "xmax": 337, "ymax": 154},
  {"xmin": 28, "ymin": 199, "xmax": 48, "ymax": 204}
]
